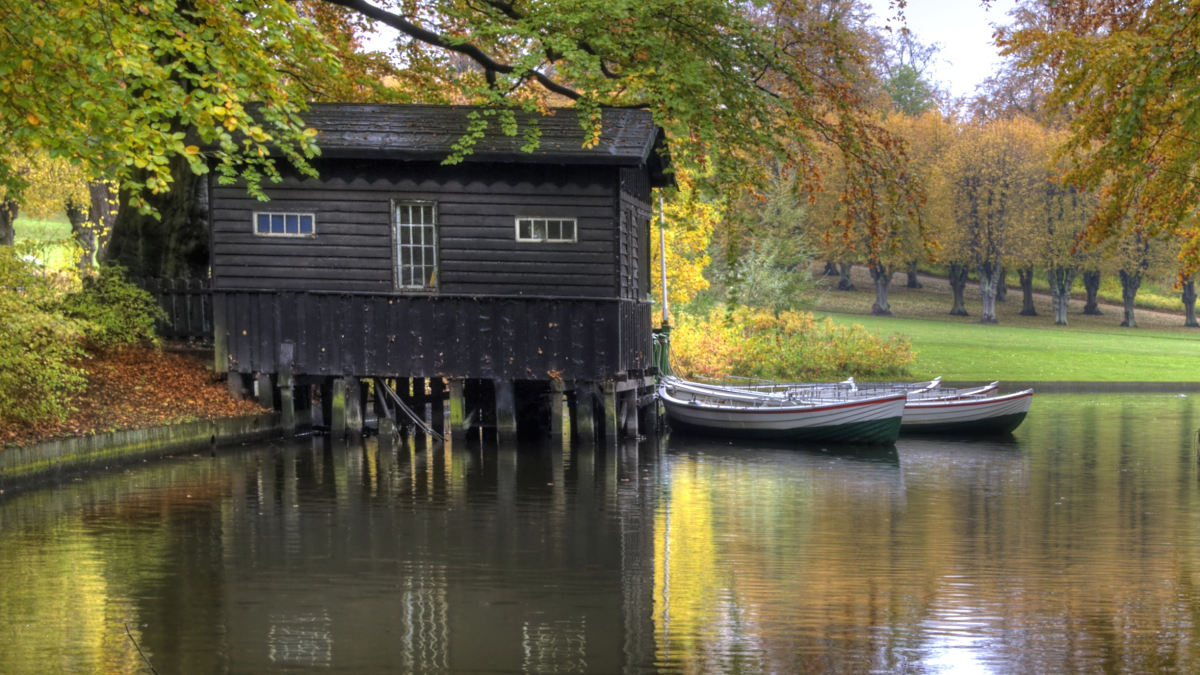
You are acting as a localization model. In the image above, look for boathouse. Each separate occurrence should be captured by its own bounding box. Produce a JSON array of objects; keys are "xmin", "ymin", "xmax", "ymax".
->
[{"xmin": 210, "ymin": 104, "xmax": 672, "ymax": 441}]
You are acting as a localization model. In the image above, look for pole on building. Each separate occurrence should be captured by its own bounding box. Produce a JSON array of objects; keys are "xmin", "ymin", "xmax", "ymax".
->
[{"xmin": 659, "ymin": 194, "xmax": 670, "ymax": 326}]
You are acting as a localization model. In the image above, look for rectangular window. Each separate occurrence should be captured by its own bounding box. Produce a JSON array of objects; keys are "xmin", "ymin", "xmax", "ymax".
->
[
  {"xmin": 254, "ymin": 212, "xmax": 315, "ymax": 237},
  {"xmin": 515, "ymin": 218, "xmax": 577, "ymax": 243},
  {"xmin": 394, "ymin": 202, "xmax": 437, "ymax": 290}
]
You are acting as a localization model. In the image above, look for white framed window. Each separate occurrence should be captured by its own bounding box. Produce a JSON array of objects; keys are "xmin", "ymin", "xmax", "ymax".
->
[
  {"xmin": 254, "ymin": 211, "xmax": 315, "ymax": 237},
  {"xmin": 515, "ymin": 217, "xmax": 577, "ymax": 243},
  {"xmin": 393, "ymin": 201, "xmax": 437, "ymax": 290}
]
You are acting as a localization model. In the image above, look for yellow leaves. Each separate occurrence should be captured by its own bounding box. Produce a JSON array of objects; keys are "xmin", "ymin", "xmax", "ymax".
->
[
  {"xmin": 26, "ymin": 113, "xmax": 39, "ymax": 126},
  {"xmin": 10, "ymin": 151, "xmax": 90, "ymax": 220},
  {"xmin": 223, "ymin": 116, "xmax": 238, "ymax": 131},
  {"xmin": 31, "ymin": 37, "xmax": 44, "ymax": 48},
  {"xmin": 670, "ymin": 307, "xmax": 915, "ymax": 381},
  {"xmin": 302, "ymin": 128, "xmax": 319, "ymax": 138},
  {"xmin": 184, "ymin": 145, "xmax": 200, "ymax": 156},
  {"xmin": 211, "ymin": 105, "xmax": 227, "ymax": 117}
]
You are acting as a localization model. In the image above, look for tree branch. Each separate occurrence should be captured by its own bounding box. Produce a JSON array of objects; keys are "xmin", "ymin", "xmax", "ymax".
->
[{"xmin": 319, "ymin": 0, "xmax": 585, "ymax": 98}]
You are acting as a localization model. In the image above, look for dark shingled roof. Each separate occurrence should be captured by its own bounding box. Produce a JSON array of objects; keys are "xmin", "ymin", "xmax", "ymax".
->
[{"xmin": 297, "ymin": 104, "xmax": 672, "ymax": 185}]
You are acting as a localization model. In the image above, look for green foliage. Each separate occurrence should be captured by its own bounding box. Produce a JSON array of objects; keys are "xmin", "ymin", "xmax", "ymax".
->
[
  {"xmin": 0, "ymin": 0, "xmax": 337, "ymax": 212},
  {"xmin": 885, "ymin": 64, "xmax": 936, "ymax": 116},
  {"xmin": 59, "ymin": 267, "xmax": 165, "ymax": 349},
  {"xmin": 725, "ymin": 240, "xmax": 818, "ymax": 313},
  {"xmin": 0, "ymin": 249, "xmax": 87, "ymax": 426},
  {"xmin": 672, "ymin": 307, "xmax": 915, "ymax": 381},
  {"xmin": 710, "ymin": 169, "xmax": 819, "ymax": 312}
]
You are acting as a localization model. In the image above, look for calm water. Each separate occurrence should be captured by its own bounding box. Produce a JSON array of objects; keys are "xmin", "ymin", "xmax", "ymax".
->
[{"xmin": 3, "ymin": 394, "xmax": 1200, "ymax": 674}]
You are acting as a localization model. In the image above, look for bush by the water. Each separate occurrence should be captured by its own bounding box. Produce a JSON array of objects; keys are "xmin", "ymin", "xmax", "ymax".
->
[
  {"xmin": 60, "ymin": 265, "xmax": 165, "ymax": 349},
  {"xmin": 671, "ymin": 307, "xmax": 916, "ymax": 381},
  {"xmin": 0, "ymin": 251, "xmax": 166, "ymax": 426},
  {"xmin": 0, "ymin": 250, "xmax": 88, "ymax": 425}
]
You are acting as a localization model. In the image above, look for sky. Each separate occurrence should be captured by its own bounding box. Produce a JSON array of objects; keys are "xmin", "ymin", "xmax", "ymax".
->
[
  {"xmin": 364, "ymin": 0, "xmax": 1019, "ymax": 100},
  {"xmin": 867, "ymin": 0, "xmax": 1018, "ymax": 99}
]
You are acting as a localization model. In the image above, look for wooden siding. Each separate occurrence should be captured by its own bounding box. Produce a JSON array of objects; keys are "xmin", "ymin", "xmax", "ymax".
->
[
  {"xmin": 210, "ymin": 162, "xmax": 619, "ymax": 298},
  {"xmin": 214, "ymin": 292, "xmax": 652, "ymax": 381}
]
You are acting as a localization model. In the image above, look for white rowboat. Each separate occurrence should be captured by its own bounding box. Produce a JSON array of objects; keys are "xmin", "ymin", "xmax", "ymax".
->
[
  {"xmin": 900, "ymin": 389, "xmax": 1033, "ymax": 435},
  {"xmin": 659, "ymin": 380, "xmax": 907, "ymax": 445}
]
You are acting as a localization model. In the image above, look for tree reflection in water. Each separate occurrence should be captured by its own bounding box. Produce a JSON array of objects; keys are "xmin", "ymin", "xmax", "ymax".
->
[{"xmin": 1, "ymin": 394, "xmax": 1199, "ymax": 674}]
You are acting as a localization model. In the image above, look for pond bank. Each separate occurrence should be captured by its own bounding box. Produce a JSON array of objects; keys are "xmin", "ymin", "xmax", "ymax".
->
[
  {"xmin": 0, "ymin": 411, "xmax": 286, "ymax": 492},
  {"xmin": 2, "ymin": 345, "xmax": 266, "ymax": 448},
  {"xmin": 948, "ymin": 381, "xmax": 1200, "ymax": 393}
]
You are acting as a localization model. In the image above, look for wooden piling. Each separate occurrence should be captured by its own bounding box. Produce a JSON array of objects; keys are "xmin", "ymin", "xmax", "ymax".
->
[
  {"xmin": 496, "ymin": 379, "xmax": 517, "ymax": 443},
  {"xmin": 329, "ymin": 378, "xmax": 348, "ymax": 437},
  {"xmin": 575, "ymin": 382, "xmax": 596, "ymax": 444},
  {"xmin": 227, "ymin": 373, "xmax": 248, "ymax": 399},
  {"xmin": 254, "ymin": 373, "xmax": 275, "ymax": 411},
  {"xmin": 344, "ymin": 378, "xmax": 363, "ymax": 435},
  {"xmin": 319, "ymin": 379, "xmax": 334, "ymax": 431},
  {"xmin": 373, "ymin": 378, "xmax": 390, "ymax": 421},
  {"xmin": 602, "ymin": 381, "xmax": 619, "ymax": 444},
  {"xmin": 622, "ymin": 390, "xmax": 639, "ymax": 438},
  {"xmin": 449, "ymin": 379, "xmax": 467, "ymax": 439},
  {"xmin": 430, "ymin": 377, "xmax": 446, "ymax": 436},
  {"xmin": 550, "ymin": 380, "xmax": 565, "ymax": 438},
  {"xmin": 412, "ymin": 377, "xmax": 428, "ymax": 428},
  {"xmin": 278, "ymin": 344, "xmax": 296, "ymax": 437}
]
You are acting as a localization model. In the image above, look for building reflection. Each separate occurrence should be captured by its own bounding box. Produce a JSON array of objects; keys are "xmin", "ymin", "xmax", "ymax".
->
[{"xmin": 5, "ymin": 395, "xmax": 1200, "ymax": 674}]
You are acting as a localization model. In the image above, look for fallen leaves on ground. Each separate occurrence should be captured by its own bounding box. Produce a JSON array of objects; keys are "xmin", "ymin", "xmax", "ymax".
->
[{"xmin": 1, "ymin": 344, "xmax": 267, "ymax": 448}]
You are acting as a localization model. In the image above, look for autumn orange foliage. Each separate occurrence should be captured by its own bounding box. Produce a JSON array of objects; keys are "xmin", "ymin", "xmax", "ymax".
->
[{"xmin": 1, "ymin": 346, "xmax": 266, "ymax": 448}]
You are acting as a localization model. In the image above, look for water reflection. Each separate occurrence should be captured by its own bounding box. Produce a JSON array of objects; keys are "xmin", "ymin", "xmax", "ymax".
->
[{"xmin": 1, "ymin": 394, "xmax": 1200, "ymax": 674}]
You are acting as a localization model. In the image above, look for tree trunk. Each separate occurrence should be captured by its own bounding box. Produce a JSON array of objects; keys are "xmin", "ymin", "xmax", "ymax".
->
[
  {"xmin": 905, "ymin": 261, "xmax": 922, "ymax": 288},
  {"xmin": 823, "ymin": 260, "xmax": 839, "ymax": 277},
  {"xmin": 870, "ymin": 265, "xmax": 892, "ymax": 316},
  {"xmin": 977, "ymin": 261, "xmax": 1002, "ymax": 324},
  {"xmin": 1118, "ymin": 269, "xmax": 1141, "ymax": 328},
  {"xmin": 837, "ymin": 262, "xmax": 856, "ymax": 291},
  {"xmin": 64, "ymin": 198, "xmax": 94, "ymax": 269},
  {"xmin": 88, "ymin": 181, "xmax": 118, "ymax": 262},
  {"xmin": 1018, "ymin": 267, "xmax": 1037, "ymax": 316},
  {"xmin": 1047, "ymin": 265, "xmax": 1078, "ymax": 326},
  {"xmin": 1183, "ymin": 277, "xmax": 1198, "ymax": 328},
  {"xmin": 948, "ymin": 263, "xmax": 970, "ymax": 316},
  {"xmin": 995, "ymin": 265, "xmax": 1008, "ymax": 302},
  {"xmin": 105, "ymin": 156, "xmax": 209, "ymax": 278},
  {"xmin": 1082, "ymin": 270, "xmax": 1102, "ymax": 315},
  {"xmin": 0, "ymin": 198, "xmax": 18, "ymax": 246}
]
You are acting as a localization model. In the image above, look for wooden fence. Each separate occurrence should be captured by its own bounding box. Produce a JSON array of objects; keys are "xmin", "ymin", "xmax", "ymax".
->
[{"xmin": 132, "ymin": 277, "xmax": 213, "ymax": 341}]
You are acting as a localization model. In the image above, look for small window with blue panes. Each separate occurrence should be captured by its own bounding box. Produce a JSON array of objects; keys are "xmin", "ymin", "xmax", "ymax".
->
[{"xmin": 254, "ymin": 212, "xmax": 315, "ymax": 237}]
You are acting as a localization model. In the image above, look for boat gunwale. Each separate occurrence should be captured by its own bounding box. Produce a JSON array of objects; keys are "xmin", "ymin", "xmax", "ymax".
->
[
  {"xmin": 658, "ymin": 387, "xmax": 909, "ymax": 415},
  {"xmin": 903, "ymin": 389, "xmax": 1033, "ymax": 410}
]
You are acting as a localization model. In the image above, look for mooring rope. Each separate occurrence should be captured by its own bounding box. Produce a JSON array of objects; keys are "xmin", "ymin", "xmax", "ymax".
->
[{"xmin": 376, "ymin": 378, "xmax": 445, "ymax": 442}]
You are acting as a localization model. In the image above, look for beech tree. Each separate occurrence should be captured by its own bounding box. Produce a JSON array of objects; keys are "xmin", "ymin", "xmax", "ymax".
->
[
  {"xmin": 998, "ymin": 0, "xmax": 1200, "ymax": 277},
  {"xmin": 1107, "ymin": 229, "xmax": 1170, "ymax": 329},
  {"xmin": 940, "ymin": 117, "xmax": 1042, "ymax": 323},
  {"xmin": 1183, "ymin": 276, "xmax": 1199, "ymax": 328},
  {"xmin": 3, "ymin": 0, "xmax": 923, "ymax": 278}
]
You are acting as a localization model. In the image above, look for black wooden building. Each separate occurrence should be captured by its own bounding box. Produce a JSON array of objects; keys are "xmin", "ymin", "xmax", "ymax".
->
[{"xmin": 210, "ymin": 104, "xmax": 671, "ymax": 441}]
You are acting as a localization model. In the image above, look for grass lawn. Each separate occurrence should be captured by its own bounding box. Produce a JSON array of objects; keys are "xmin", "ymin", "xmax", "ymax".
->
[
  {"xmin": 821, "ymin": 312, "xmax": 1200, "ymax": 381},
  {"xmin": 12, "ymin": 216, "xmax": 76, "ymax": 269}
]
